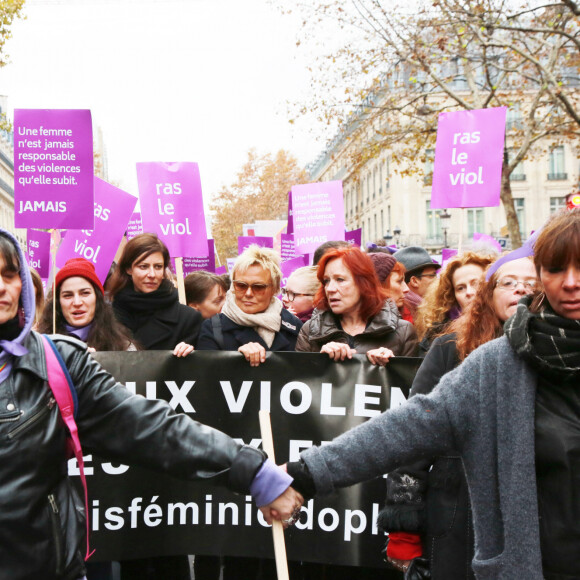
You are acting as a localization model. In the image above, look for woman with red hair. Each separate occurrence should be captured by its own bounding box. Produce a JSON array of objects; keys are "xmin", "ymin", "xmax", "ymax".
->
[{"xmin": 295, "ymin": 246, "xmax": 417, "ymax": 363}]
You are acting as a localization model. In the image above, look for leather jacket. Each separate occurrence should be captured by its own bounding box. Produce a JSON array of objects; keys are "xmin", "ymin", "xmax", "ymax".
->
[{"xmin": 0, "ymin": 332, "xmax": 266, "ymax": 580}]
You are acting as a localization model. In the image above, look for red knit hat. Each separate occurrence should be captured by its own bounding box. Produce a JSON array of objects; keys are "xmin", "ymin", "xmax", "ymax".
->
[{"xmin": 55, "ymin": 258, "xmax": 104, "ymax": 295}]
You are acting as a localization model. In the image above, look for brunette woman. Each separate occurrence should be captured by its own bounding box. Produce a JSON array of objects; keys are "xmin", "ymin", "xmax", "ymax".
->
[
  {"xmin": 184, "ymin": 270, "xmax": 227, "ymax": 319},
  {"xmin": 108, "ymin": 233, "xmax": 200, "ymax": 356}
]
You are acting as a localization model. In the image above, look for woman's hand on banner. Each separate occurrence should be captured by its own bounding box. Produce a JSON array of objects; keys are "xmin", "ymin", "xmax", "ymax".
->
[
  {"xmin": 238, "ymin": 342, "xmax": 267, "ymax": 367},
  {"xmin": 366, "ymin": 347, "xmax": 395, "ymax": 366},
  {"xmin": 260, "ymin": 486, "xmax": 304, "ymax": 528},
  {"xmin": 173, "ymin": 342, "xmax": 194, "ymax": 357},
  {"xmin": 320, "ymin": 342, "xmax": 356, "ymax": 361}
]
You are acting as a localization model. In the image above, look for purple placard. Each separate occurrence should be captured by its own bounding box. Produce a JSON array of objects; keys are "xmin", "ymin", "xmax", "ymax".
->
[
  {"xmin": 281, "ymin": 255, "xmax": 309, "ymax": 288},
  {"xmin": 126, "ymin": 212, "xmax": 143, "ymax": 240},
  {"xmin": 14, "ymin": 109, "xmax": 94, "ymax": 229},
  {"xmin": 171, "ymin": 240, "xmax": 216, "ymax": 275},
  {"xmin": 56, "ymin": 177, "xmax": 137, "ymax": 283},
  {"xmin": 345, "ymin": 228, "xmax": 362, "ymax": 247},
  {"xmin": 136, "ymin": 162, "xmax": 207, "ymax": 258},
  {"xmin": 286, "ymin": 192, "xmax": 293, "ymax": 235},
  {"xmin": 431, "ymin": 107, "xmax": 506, "ymax": 209},
  {"xmin": 238, "ymin": 236, "xmax": 274, "ymax": 255},
  {"xmin": 226, "ymin": 258, "xmax": 236, "ymax": 274},
  {"xmin": 473, "ymin": 232, "xmax": 502, "ymax": 253},
  {"xmin": 441, "ymin": 248, "xmax": 459, "ymax": 270},
  {"xmin": 290, "ymin": 181, "xmax": 345, "ymax": 255},
  {"xmin": 27, "ymin": 229, "xmax": 51, "ymax": 278},
  {"xmin": 281, "ymin": 233, "xmax": 301, "ymax": 262},
  {"xmin": 216, "ymin": 265, "xmax": 227, "ymax": 276}
]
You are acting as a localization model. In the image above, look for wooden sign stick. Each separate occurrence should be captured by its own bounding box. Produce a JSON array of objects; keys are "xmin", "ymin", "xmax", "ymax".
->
[
  {"xmin": 258, "ymin": 410, "xmax": 290, "ymax": 580},
  {"xmin": 174, "ymin": 257, "xmax": 186, "ymax": 305}
]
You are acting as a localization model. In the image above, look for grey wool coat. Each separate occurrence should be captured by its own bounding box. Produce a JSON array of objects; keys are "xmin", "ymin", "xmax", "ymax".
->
[{"xmin": 300, "ymin": 335, "xmax": 544, "ymax": 580}]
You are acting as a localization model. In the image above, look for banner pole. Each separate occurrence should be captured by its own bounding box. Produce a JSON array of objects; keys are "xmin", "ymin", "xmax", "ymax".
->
[
  {"xmin": 258, "ymin": 410, "xmax": 290, "ymax": 580},
  {"xmin": 175, "ymin": 257, "xmax": 186, "ymax": 305},
  {"xmin": 50, "ymin": 229, "xmax": 59, "ymax": 333}
]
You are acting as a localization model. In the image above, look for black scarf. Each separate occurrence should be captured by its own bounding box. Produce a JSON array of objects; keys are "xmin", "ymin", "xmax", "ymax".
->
[
  {"xmin": 504, "ymin": 294, "xmax": 580, "ymax": 380},
  {"xmin": 112, "ymin": 279, "xmax": 178, "ymax": 332}
]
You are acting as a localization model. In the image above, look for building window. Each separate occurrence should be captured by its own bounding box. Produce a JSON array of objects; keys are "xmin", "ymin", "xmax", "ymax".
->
[
  {"xmin": 381, "ymin": 209, "xmax": 384, "ymax": 238},
  {"xmin": 373, "ymin": 169, "xmax": 377, "ymax": 199},
  {"xmin": 366, "ymin": 175, "xmax": 371, "ymax": 204},
  {"xmin": 514, "ymin": 198, "xmax": 525, "ymax": 238},
  {"xmin": 374, "ymin": 214, "xmax": 377, "ymax": 241},
  {"xmin": 508, "ymin": 148, "xmax": 525, "ymax": 181},
  {"xmin": 426, "ymin": 200, "xmax": 442, "ymax": 240},
  {"xmin": 424, "ymin": 149, "xmax": 434, "ymax": 185},
  {"xmin": 506, "ymin": 104, "xmax": 523, "ymax": 130},
  {"xmin": 379, "ymin": 165, "xmax": 383, "ymax": 196},
  {"xmin": 386, "ymin": 157, "xmax": 391, "ymax": 190},
  {"xmin": 550, "ymin": 196, "xmax": 567, "ymax": 214},
  {"xmin": 548, "ymin": 146, "xmax": 567, "ymax": 180},
  {"xmin": 466, "ymin": 208, "xmax": 484, "ymax": 238}
]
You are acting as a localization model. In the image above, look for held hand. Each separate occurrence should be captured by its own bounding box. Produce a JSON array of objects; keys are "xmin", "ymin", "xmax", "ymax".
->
[
  {"xmin": 173, "ymin": 342, "xmax": 194, "ymax": 357},
  {"xmin": 387, "ymin": 556, "xmax": 412, "ymax": 573},
  {"xmin": 238, "ymin": 342, "xmax": 267, "ymax": 367},
  {"xmin": 320, "ymin": 341, "xmax": 357, "ymax": 361},
  {"xmin": 366, "ymin": 347, "xmax": 395, "ymax": 366},
  {"xmin": 285, "ymin": 304, "xmax": 298, "ymax": 316},
  {"xmin": 259, "ymin": 486, "xmax": 303, "ymax": 528}
]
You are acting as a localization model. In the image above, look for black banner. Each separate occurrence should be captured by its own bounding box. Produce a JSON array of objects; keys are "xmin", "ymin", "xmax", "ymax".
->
[{"xmin": 78, "ymin": 351, "xmax": 421, "ymax": 567}]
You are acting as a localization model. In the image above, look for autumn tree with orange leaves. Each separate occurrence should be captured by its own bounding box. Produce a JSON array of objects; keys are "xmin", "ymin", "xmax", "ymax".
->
[
  {"xmin": 284, "ymin": 0, "xmax": 580, "ymax": 247},
  {"xmin": 211, "ymin": 149, "xmax": 309, "ymax": 260}
]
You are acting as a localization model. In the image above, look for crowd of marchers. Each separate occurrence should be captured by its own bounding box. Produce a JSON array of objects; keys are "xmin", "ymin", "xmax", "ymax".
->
[{"xmin": 2, "ymin": 206, "xmax": 579, "ymax": 580}]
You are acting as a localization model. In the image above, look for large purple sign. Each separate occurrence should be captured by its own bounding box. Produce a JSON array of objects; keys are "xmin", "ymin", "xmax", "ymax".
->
[
  {"xmin": 56, "ymin": 178, "xmax": 137, "ymax": 283},
  {"xmin": 126, "ymin": 212, "xmax": 143, "ymax": 240},
  {"xmin": 281, "ymin": 233, "xmax": 301, "ymax": 262},
  {"xmin": 281, "ymin": 255, "xmax": 309, "ymax": 288},
  {"xmin": 431, "ymin": 107, "xmax": 506, "ymax": 209},
  {"xmin": 14, "ymin": 109, "xmax": 94, "ymax": 229},
  {"xmin": 345, "ymin": 228, "xmax": 362, "ymax": 248},
  {"xmin": 290, "ymin": 181, "xmax": 345, "ymax": 255},
  {"xmin": 237, "ymin": 236, "xmax": 273, "ymax": 255},
  {"xmin": 171, "ymin": 240, "xmax": 216, "ymax": 275},
  {"xmin": 136, "ymin": 162, "xmax": 207, "ymax": 258},
  {"xmin": 27, "ymin": 229, "xmax": 51, "ymax": 279}
]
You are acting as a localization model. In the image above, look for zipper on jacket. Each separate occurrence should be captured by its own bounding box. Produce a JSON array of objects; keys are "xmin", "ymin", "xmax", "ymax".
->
[
  {"xmin": 48, "ymin": 493, "xmax": 64, "ymax": 576},
  {"xmin": 7, "ymin": 397, "xmax": 55, "ymax": 439},
  {"xmin": 0, "ymin": 410, "xmax": 23, "ymax": 423}
]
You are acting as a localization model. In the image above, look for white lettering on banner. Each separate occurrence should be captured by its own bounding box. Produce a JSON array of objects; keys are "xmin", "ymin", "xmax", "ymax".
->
[
  {"xmin": 280, "ymin": 381, "xmax": 312, "ymax": 414},
  {"xmin": 221, "ymin": 380, "xmax": 253, "ymax": 412},
  {"xmin": 289, "ymin": 440, "xmax": 313, "ymax": 461},
  {"xmin": 320, "ymin": 383, "xmax": 346, "ymax": 415},
  {"xmin": 73, "ymin": 239, "xmax": 101, "ymax": 264},
  {"xmin": 354, "ymin": 384, "xmax": 382, "ymax": 417},
  {"xmin": 18, "ymin": 200, "xmax": 67, "ymax": 212},
  {"xmin": 94, "ymin": 202, "xmax": 110, "ymax": 221},
  {"xmin": 165, "ymin": 381, "xmax": 196, "ymax": 412},
  {"xmin": 448, "ymin": 131, "xmax": 484, "ymax": 185}
]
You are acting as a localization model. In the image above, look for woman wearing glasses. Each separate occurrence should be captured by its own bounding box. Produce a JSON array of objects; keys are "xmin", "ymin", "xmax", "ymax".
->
[
  {"xmin": 281, "ymin": 265, "xmax": 319, "ymax": 322},
  {"xmin": 354, "ymin": 254, "xmax": 537, "ymax": 579}
]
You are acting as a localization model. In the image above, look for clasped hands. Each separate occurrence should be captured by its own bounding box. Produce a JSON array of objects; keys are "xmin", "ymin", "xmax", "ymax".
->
[
  {"xmin": 321, "ymin": 341, "xmax": 395, "ymax": 366},
  {"xmin": 259, "ymin": 484, "xmax": 304, "ymax": 529}
]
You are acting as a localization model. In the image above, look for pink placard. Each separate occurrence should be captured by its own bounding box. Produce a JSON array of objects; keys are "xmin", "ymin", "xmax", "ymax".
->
[
  {"xmin": 473, "ymin": 232, "xmax": 502, "ymax": 253},
  {"xmin": 431, "ymin": 107, "xmax": 506, "ymax": 209},
  {"xmin": 14, "ymin": 109, "xmax": 94, "ymax": 229},
  {"xmin": 137, "ymin": 162, "xmax": 208, "ymax": 258},
  {"xmin": 27, "ymin": 229, "xmax": 51, "ymax": 278},
  {"xmin": 441, "ymin": 248, "xmax": 459, "ymax": 270},
  {"xmin": 238, "ymin": 236, "xmax": 273, "ymax": 255},
  {"xmin": 281, "ymin": 255, "xmax": 308, "ymax": 288},
  {"xmin": 171, "ymin": 240, "xmax": 216, "ymax": 275},
  {"xmin": 126, "ymin": 212, "xmax": 143, "ymax": 240},
  {"xmin": 290, "ymin": 181, "xmax": 345, "ymax": 255},
  {"xmin": 281, "ymin": 233, "xmax": 301, "ymax": 262},
  {"xmin": 345, "ymin": 228, "xmax": 362, "ymax": 247},
  {"xmin": 56, "ymin": 177, "xmax": 137, "ymax": 283}
]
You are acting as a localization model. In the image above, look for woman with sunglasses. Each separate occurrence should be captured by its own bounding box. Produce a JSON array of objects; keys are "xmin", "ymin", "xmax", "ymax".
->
[
  {"xmin": 281, "ymin": 265, "xmax": 319, "ymax": 322},
  {"xmin": 197, "ymin": 244, "xmax": 302, "ymax": 366}
]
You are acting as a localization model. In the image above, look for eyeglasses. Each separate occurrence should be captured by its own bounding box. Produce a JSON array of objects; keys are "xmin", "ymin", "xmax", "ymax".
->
[
  {"xmin": 281, "ymin": 288, "xmax": 314, "ymax": 302},
  {"xmin": 495, "ymin": 277, "xmax": 536, "ymax": 291},
  {"xmin": 232, "ymin": 280, "xmax": 272, "ymax": 295}
]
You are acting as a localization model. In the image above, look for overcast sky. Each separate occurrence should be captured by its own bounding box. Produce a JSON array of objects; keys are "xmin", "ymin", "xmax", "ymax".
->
[{"xmin": 1, "ymin": 0, "xmax": 326, "ymax": 203}]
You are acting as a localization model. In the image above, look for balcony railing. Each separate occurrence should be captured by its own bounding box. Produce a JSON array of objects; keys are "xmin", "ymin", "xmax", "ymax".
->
[
  {"xmin": 510, "ymin": 174, "xmax": 526, "ymax": 181},
  {"xmin": 547, "ymin": 172, "xmax": 568, "ymax": 181}
]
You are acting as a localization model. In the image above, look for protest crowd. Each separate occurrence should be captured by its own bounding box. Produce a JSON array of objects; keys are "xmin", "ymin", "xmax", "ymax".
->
[{"xmin": 5, "ymin": 105, "xmax": 580, "ymax": 580}]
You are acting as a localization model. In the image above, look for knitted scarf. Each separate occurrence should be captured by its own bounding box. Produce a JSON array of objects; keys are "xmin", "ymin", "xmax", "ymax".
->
[
  {"xmin": 221, "ymin": 290, "xmax": 282, "ymax": 348},
  {"xmin": 504, "ymin": 294, "xmax": 580, "ymax": 380}
]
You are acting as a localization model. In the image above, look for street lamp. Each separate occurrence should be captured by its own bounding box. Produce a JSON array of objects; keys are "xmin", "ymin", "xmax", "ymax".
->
[
  {"xmin": 439, "ymin": 209, "xmax": 452, "ymax": 248},
  {"xmin": 383, "ymin": 230, "xmax": 393, "ymax": 242},
  {"xmin": 393, "ymin": 226, "xmax": 402, "ymax": 247}
]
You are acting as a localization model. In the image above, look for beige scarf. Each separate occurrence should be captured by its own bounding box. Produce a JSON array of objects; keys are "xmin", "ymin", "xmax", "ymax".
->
[{"xmin": 222, "ymin": 290, "xmax": 283, "ymax": 348}]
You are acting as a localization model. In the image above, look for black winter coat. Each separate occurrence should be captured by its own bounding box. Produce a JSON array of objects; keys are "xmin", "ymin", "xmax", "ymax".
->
[
  {"xmin": 196, "ymin": 308, "xmax": 303, "ymax": 352},
  {"xmin": 112, "ymin": 281, "xmax": 202, "ymax": 351},
  {"xmin": 0, "ymin": 332, "xmax": 266, "ymax": 580},
  {"xmin": 379, "ymin": 333, "xmax": 475, "ymax": 580}
]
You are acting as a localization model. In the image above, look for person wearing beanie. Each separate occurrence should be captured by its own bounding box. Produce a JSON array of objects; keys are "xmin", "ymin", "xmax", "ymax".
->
[
  {"xmin": 0, "ymin": 228, "xmax": 301, "ymax": 580},
  {"xmin": 37, "ymin": 257, "xmax": 136, "ymax": 352}
]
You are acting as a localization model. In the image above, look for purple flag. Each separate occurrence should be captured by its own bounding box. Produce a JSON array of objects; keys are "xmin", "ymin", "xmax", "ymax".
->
[
  {"xmin": 290, "ymin": 181, "xmax": 345, "ymax": 255},
  {"xmin": 126, "ymin": 212, "xmax": 143, "ymax": 240},
  {"xmin": 431, "ymin": 107, "xmax": 506, "ymax": 209},
  {"xmin": 56, "ymin": 177, "xmax": 137, "ymax": 283},
  {"xmin": 171, "ymin": 240, "xmax": 216, "ymax": 275},
  {"xmin": 281, "ymin": 233, "xmax": 301, "ymax": 262},
  {"xmin": 27, "ymin": 229, "xmax": 51, "ymax": 278},
  {"xmin": 14, "ymin": 109, "xmax": 94, "ymax": 229},
  {"xmin": 281, "ymin": 255, "xmax": 308, "ymax": 288},
  {"xmin": 345, "ymin": 228, "xmax": 362, "ymax": 247},
  {"xmin": 136, "ymin": 162, "xmax": 207, "ymax": 258},
  {"xmin": 215, "ymin": 265, "xmax": 227, "ymax": 276},
  {"xmin": 441, "ymin": 248, "xmax": 459, "ymax": 270},
  {"xmin": 238, "ymin": 236, "xmax": 274, "ymax": 255},
  {"xmin": 473, "ymin": 232, "xmax": 502, "ymax": 253}
]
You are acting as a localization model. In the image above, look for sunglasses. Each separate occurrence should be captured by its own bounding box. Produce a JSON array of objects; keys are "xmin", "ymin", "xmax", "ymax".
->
[{"xmin": 232, "ymin": 281, "xmax": 272, "ymax": 295}]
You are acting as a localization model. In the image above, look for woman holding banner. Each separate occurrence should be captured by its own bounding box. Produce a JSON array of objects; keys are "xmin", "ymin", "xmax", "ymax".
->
[
  {"xmin": 287, "ymin": 209, "xmax": 580, "ymax": 579},
  {"xmin": 0, "ymin": 227, "xmax": 301, "ymax": 580},
  {"xmin": 109, "ymin": 233, "xmax": 201, "ymax": 355},
  {"xmin": 295, "ymin": 246, "xmax": 418, "ymax": 363},
  {"xmin": 38, "ymin": 258, "xmax": 136, "ymax": 352}
]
